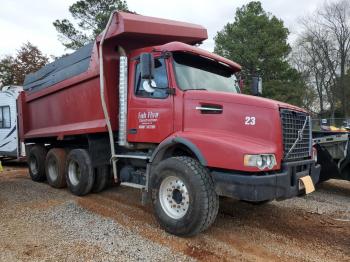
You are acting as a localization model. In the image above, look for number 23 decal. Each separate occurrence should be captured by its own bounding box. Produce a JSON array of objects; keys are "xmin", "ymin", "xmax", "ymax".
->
[{"xmin": 245, "ymin": 116, "xmax": 256, "ymax": 125}]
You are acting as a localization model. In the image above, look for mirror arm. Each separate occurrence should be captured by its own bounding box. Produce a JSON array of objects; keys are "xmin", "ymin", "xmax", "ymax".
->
[{"xmin": 167, "ymin": 87, "xmax": 176, "ymax": 95}]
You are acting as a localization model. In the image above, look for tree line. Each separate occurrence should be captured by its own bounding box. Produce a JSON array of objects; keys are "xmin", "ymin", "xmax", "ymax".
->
[{"xmin": 0, "ymin": 0, "xmax": 349, "ymax": 120}]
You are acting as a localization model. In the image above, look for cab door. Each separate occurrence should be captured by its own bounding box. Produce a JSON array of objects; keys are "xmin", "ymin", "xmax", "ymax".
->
[{"xmin": 127, "ymin": 55, "xmax": 174, "ymax": 143}]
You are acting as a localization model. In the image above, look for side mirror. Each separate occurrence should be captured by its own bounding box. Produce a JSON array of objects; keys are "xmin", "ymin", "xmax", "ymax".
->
[
  {"xmin": 251, "ymin": 76, "xmax": 262, "ymax": 96},
  {"xmin": 140, "ymin": 53, "xmax": 155, "ymax": 80}
]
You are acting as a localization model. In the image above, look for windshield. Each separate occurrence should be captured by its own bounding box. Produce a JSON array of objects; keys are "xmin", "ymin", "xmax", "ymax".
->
[{"xmin": 172, "ymin": 52, "xmax": 240, "ymax": 93}]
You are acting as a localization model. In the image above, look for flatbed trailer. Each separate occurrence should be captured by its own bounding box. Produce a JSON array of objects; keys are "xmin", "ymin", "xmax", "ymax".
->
[{"xmin": 313, "ymin": 131, "xmax": 350, "ymax": 182}]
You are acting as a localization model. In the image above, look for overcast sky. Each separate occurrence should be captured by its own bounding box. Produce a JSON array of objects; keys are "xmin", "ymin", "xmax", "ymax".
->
[{"xmin": 0, "ymin": 0, "xmax": 333, "ymax": 58}]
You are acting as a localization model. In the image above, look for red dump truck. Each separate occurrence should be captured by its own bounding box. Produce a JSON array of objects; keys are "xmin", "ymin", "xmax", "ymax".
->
[{"xmin": 18, "ymin": 12, "xmax": 320, "ymax": 236}]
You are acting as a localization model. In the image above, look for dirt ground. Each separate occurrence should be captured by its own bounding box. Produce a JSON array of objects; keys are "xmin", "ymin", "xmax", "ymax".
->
[{"xmin": 0, "ymin": 164, "xmax": 349, "ymax": 262}]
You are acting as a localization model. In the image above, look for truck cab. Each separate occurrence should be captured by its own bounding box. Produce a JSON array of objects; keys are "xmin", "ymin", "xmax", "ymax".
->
[{"xmin": 124, "ymin": 40, "xmax": 319, "ymax": 200}]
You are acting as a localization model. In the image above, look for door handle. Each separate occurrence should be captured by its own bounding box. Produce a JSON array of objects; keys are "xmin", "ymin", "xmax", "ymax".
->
[
  {"xmin": 195, "ymin": 105, "xmax": 223, "ymax": 114},
  {"xmin": 195, "ymin": 106, "xmax": 222, "ymax": 112}
]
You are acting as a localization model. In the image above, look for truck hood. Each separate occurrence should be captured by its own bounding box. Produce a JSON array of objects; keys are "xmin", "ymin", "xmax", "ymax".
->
[
  {"xmin": 184, "ymin": 90, "xmax": 306, "ymax": 113},
  {"xmin": 182, "ymin": 90, "xmax": 304, "ymax": 170}
]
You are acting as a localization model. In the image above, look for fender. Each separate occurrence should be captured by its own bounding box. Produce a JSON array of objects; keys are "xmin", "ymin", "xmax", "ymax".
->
[
  {"xmin": 151, "ymin": 131, "xmax": 281, "ymax": 171},
  {"xmin": 150, "ymin": 135, "xmax": 207, "ymax": 165}
]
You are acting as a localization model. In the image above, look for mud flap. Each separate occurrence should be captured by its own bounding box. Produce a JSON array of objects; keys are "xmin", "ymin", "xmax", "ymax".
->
[
  {"xmin": 314, "ymin": 143, "xmax": 340, "ymax": 182},
  {"xmin": 88, "ymin": 134, "xmax": 111, "ymax": 167}
]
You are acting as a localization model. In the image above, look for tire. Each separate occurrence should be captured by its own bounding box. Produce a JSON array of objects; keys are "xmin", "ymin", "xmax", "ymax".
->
[
  {"xmin": 28, "ymin": 145, "xmax": 47, "ymax": 182},
  {"xmin": 45, "ymin": 148, "xmax": 67, "ymax": 188},
  {"xmin": 92, "ymin": 165, "xmax": 110, "ymax": 193},
  {"xmin": 151, "ymin": 156, "xmax": 219, "ymax": 236},
  {"xmin": 65, "ymin": 149, "xmax": 95, "ymax": 196}
]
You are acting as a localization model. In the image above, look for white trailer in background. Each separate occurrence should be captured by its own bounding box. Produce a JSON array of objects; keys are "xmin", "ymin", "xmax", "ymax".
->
[{"xmin": 0, "ymin": 85, "xmax": 25, "ymax": 159}]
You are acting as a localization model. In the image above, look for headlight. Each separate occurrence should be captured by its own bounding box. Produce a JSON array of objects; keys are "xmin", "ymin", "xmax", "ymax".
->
[{"xmin": 244, "ymin": 154, "xmax": 277, "ymax": 170}]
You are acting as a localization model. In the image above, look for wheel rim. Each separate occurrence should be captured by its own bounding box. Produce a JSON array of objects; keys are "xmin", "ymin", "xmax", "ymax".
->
[
  {"xmin": 68, "ymin": 160, "xmax": 81, "ymax": 186},
  {"xmin": 47, "ymin": 157, "xmax": 59, "ymax": 181},
  {"xmin": 159, "ymin": 175, "xmax": 189, "ymax": 219},
  {"xmin": 29, "ymin": 157, "xmax": 38, "ymax": 175}
]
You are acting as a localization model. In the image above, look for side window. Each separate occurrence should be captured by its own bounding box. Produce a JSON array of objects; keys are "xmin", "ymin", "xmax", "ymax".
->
[
  {"xmin": 134, "ymin": 58, "xmax": 169, "ymax": 99},
  {"xmin": 0, "ymin": 106, "xmax": 11, "ymax": 128}
]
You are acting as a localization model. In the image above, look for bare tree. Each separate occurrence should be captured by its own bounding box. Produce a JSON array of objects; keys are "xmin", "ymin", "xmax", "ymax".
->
[
  {"xmin": 292, "ymin": 0, "xmax": 350, "ymax": 119},
  {"xmin": 289, "ymin": 45, "xmax": 319, "ymax": 113},
  {"xmin": 293, "ymin": 18, "xmax": 338, "ymax": 118},
  {"xmin": 318, "ymin": 0, "xmax": 350, "ymax": 116}
]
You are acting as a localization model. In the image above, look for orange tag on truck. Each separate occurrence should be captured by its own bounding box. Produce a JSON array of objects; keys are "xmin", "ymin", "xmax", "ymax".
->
[{"xmin": 299, "ymin": 176, "xmax": 315, "ymax": 194}]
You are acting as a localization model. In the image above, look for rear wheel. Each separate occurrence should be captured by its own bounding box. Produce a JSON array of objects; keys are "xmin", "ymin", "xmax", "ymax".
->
[
  {"xmin": 28, "ymin": 145, "xmax": 47, "ymax": 182},
  {"xmin": 151, "ymin": 156, "xmax": 219, "ymax": 236},
  {"xmin": 66, "ymin": 149, "xmax": 95, "ymax": 196},
  {"xmin": 92, "ymin": 165, "xmax": 110, "ymax": 193},
  {"xmin": 45, "ymin": 148, "xmax": 67, "ymax": 188}
]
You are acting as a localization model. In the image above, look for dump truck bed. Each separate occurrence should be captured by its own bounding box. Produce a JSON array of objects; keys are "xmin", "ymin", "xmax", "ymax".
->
[{"xmin": 18, "ymin": 12, "xmax": 207, "ymax": 141}]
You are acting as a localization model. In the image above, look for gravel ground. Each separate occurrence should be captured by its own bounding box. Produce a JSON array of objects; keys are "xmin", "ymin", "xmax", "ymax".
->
[{"xmin": 0, "ymin": 164, "xmax": 349, "ymax": 261}]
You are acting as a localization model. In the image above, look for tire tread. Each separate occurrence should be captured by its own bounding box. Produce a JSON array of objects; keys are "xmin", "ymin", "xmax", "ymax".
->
[
  {"xmin": 175, "ymin": 156, "xmax": 219, "ymax": 235},
  {"xmin": 45, "ymin": 148, "xmax": 67, "ymax": 188},
  {"xmin": 66, "ymin": 149, "xmax": 95, "ymax": 196},
  {"xmin": 28, "ymin": 145, "xmax": 47, "ymax": 182},
  {"xmin": 152, "ymin": 156, "xmax": 219, "ymax": 236}
]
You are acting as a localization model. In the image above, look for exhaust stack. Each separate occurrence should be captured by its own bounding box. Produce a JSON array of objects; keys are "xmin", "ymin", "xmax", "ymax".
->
[
  {"xmin": 118, "ymin": 48, "xmax": 131, "ymax": 148},
  {"xmin": 99, "ymin": 11, "xmax": 119, "ymax": 182}
]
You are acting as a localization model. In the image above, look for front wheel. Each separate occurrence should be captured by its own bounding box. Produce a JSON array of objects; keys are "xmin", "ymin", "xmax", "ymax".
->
[{"xmin": 151, "ymin": 156, "xmax": 219, "ymax": 236}]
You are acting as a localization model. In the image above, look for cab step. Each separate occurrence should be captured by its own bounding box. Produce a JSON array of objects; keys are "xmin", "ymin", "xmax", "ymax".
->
[
  {"xmin": 120, "ymin": 182, "xmax": 146, "ymax": 189},
  {"xmin": 111, "ymin": 153, "xmax": 150, "ymax": 160}
]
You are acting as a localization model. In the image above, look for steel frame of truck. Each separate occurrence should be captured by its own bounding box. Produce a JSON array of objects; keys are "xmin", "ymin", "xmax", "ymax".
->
[{"xmin": 18, "ymin": 12, "xmax": 320, "ymax": 236}]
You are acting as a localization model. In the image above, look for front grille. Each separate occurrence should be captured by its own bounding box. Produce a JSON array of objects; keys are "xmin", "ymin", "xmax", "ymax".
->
[{"xmin": 280, "ymin": 109, "xmax": 311, "ymax": 161}]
